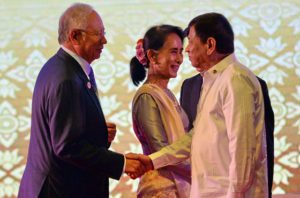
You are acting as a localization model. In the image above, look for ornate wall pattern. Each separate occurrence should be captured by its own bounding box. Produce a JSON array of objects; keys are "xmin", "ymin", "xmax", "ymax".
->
[{"xmin": 0, "ymin": 0, "xmax": 299, "ymax": 197}]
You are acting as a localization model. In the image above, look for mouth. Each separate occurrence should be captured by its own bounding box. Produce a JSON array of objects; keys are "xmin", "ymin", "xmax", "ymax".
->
[
  {"xmin": 97, "ymin": 48, "xmax": 103, "ymax": 53},
  {"xmin": 171, "ymin": 65, "xmax": 180, "ymax": 73}
]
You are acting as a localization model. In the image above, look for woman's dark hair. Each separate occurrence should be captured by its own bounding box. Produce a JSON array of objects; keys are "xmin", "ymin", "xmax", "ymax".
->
[
  {"xmin": 185, "ymin": 12, "xmax": 234, "ymax": 54},
  {"xmin": 130, "ymin": 24, "xmax": 184, "ymax": 86}
]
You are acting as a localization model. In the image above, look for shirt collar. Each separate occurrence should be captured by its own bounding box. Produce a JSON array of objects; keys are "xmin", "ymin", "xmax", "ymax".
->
[
  {"xmin": 202, "ymin": 53, "xmax": 236, "ymax": 81},
  {"xmin": 61, "ymin": 45, "xmax": 91, "ymax": 78}
]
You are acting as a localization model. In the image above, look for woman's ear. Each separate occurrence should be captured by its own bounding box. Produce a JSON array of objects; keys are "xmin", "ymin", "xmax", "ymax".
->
[
  {"xmin": 146, "ymin": 49, "xmax": 158, "ymax": 65},
  {"xmin": 206, "ymin": 37, "xmax": 216, "ymax": 55}
]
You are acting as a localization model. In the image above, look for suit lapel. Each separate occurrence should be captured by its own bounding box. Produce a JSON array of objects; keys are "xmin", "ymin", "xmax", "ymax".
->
[{"xmin": 56, "ymin": 48, "xmax": 103, "ymax": 116}]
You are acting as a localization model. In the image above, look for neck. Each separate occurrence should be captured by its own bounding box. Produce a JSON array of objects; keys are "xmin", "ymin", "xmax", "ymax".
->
[
  {"xmin": 62, "ymin": 42, "xmax": 91, "ymax": 63},
  {"xmin": 62, "ymin": 42, "xmax": 77, "ymax": 54},
  {"xmin": 200, "ymin": 53, "xmax": 230, "ymax": 73},
  {"xmin": 210, "ymin": 53, "xmax": 230, "ymax": 67},
  {"xmin": 145, "ymin": 74, "xmax": 169, "ymax": 89}
]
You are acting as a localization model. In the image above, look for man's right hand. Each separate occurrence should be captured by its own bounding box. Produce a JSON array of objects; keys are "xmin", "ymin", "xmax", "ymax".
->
[
  {"xmin": 125, "ymin": 153, "xmax": 154, "ymax": 179},
  {"xmin": 125, "ymin": 154, "xmax": 145, "ymax": 179}
]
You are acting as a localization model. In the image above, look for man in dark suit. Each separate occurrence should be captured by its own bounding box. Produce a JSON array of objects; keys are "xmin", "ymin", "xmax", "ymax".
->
[
  {"xmin": 18, "ymin": 3, "xmax": 145, "ymax": 198},
  {"xmin": 180, "ymin": 73, "xmax": 274, "ymax": 198}
]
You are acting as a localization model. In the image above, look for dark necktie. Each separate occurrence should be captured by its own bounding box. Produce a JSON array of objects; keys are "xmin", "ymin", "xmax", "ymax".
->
[{"xmin": 89, "ymin": 67, "xmax": 98, "ymax": 97}]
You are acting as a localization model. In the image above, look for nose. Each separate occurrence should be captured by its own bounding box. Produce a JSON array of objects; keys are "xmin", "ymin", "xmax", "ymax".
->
[
  {"xmin": 176, "ymin": 53, "xmax": 183, "ymax": 64},
  {"xmin": 101, "ymin": 35, "xmax": 107, "ymax": 45},
  {"xmin": 185, "ymin": 43, "xmax": 190, "ymax": 53}
]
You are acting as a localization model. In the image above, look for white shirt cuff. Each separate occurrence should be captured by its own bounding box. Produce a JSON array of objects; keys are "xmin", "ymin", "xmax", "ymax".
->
[{"xmin": 122, "ymin": 155, "xmax": 126, "ymax": 174}]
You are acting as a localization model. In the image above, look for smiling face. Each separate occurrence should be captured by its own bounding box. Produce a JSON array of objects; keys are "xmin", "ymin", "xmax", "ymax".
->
[
  {"xmin": 79, "ymin": 11, "xmax": 107, "ymax": 63},
  {"xmin": 152, "ymin": 33, "xmax": 183, "ymax": 79}
]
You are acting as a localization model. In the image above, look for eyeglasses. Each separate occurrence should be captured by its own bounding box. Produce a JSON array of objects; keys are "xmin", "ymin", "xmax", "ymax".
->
[{"xmin": 78, "ymin": 29, "xmax": 106, "ymax": 38}]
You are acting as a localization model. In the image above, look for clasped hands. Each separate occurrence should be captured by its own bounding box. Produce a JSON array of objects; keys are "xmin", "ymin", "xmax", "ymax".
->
[
  {"xmin": 106, "ymin": 123, "xmax": 154, "ymax": 179},
  {"xmin": 124, "ymin": 153, "xmax": 154, "ymax": 179}
]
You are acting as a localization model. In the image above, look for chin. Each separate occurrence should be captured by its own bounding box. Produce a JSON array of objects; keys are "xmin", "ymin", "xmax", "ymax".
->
[
  {"xmin": 196, "ymin": 68, "xmax": 203, "ymax": 72},
  {"xmin": 170, "ymin": 73, "xmax": 177, "ymax": 78},
  {"xmin": 92, "ymin": 55, "xmax": 100, "ymax": 62},
  {"xmin": 191, "ymin": 62, "xmax": 198, "ymax": 68},
  {"xmin": 192, "ymin": 65, "xmax": 198, "ymax": 70}
]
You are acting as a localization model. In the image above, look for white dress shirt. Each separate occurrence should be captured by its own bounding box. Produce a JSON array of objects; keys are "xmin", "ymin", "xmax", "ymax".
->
[
  {"xmin": 150, "ymin": 54, "xmax": 268, "ymax": 198},
  {"xmin": 61, "ymin": 45, "xmax": 91, "ymax": 78}
]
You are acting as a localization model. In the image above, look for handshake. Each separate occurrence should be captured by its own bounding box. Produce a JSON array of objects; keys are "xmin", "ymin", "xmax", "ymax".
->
[{"xmin": 124, "ymin": 153, "xmax": 154, "ymax": 179}]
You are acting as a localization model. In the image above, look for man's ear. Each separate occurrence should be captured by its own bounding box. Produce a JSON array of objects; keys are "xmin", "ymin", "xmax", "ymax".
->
[
  {"xmin": 69, "ymin": 29, "xmax": 82, "ymax": 45},
  {"xmin": 206, "ymin": 37, "xmax": 216, "ymax": 55},
  {"xmin": 146, "ymin": 49, "xmax": 158, "ymax": 65}
]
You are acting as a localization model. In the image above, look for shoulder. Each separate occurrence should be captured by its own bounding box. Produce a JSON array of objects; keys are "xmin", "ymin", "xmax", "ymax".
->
[
  {"xmin": 183, "ymin": 73, "xmax": 201, "ymax": 83},
  {"xmin": 226, "ymin": 61, "xmax": 257, "ymax": 81},
  {"xmin": 35, "ymin": 51, "xmax": 83, "ymax": 97},
  {"xmin": 134, "ymin": 92, "xmax": 155, "ymax": 101},
  {"xmin": 133, "ymin": 93, "xmax": 158, "ymax": 113},
  {"xmin": 182, "ymin": 73, "xmax": 202, "ymax": 88},
  {"xmin": 133, "ymin": 84, "xmax": 164, "ymax": 104},
  {"xmin": 133, "ymin": 84, "xmax": 163, "ymax": 102},
  {"xmin": 220, "ymin": 62, "xmax": 261, "ymax": 94},
  {"xmin": 45, "ymin": 49, "xmax": 76, "ymax": 74},
  {"xmin": 39, "ymin": 50, "xmax": 79, "ymax": 84}
]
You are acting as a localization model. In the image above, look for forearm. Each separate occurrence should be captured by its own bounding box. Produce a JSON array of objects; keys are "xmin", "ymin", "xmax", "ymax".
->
[{"xmin": 149, "ymin": 131, "xmax": 192, "ymax": 169}]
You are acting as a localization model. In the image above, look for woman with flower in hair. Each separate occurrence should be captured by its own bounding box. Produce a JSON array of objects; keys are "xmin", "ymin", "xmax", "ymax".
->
[{"xmin": 129, "ymin": 25, "xmax": 191, "ymax": 198}]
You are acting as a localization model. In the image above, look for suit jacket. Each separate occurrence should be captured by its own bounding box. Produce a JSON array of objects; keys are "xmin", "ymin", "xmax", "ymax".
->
[
  {"xmin": 18, "ymin": 48, "xmax": 124, "ymax": 198},
  {"xmin": 180, "ymin": 74, "xmax": 274, "ymax": 197}
]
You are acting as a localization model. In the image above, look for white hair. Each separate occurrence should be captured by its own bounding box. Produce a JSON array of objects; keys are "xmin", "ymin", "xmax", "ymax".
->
[{"xmin": 58, "ymin": 3, "xmax": 95, "ymax": 44}]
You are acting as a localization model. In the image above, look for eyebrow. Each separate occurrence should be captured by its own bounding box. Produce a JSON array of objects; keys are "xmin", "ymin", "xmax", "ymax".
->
[{"xmin": 169, "ymin": 47, "xmax": 183, "ymax": 50}]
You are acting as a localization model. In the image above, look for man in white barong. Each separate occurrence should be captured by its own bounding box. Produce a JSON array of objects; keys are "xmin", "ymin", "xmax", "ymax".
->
[{"xmin": 135, "ymin": 12, "xmax": 268, "ymax": 198}]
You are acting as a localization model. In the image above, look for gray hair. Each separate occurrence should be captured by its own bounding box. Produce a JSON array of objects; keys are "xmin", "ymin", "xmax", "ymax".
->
[{"xmin": 58, "ymin": 3, "xmax": 95, "ymax": 44}]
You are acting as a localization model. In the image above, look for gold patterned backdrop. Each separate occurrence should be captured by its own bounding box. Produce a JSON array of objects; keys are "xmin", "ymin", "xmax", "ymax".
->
[{"xmin": 0, "ymin": 0, "xmax": 299, "ymax": 197}]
